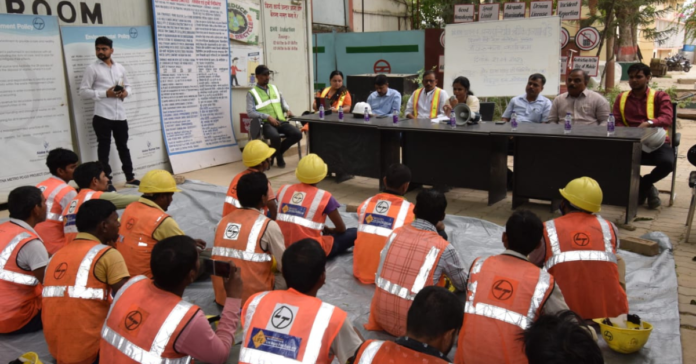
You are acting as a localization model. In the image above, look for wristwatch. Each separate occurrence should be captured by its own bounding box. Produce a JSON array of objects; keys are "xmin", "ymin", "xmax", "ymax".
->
[{"xmin": 647, "ymin": 120, "xmax": 654, "ymax": 126}]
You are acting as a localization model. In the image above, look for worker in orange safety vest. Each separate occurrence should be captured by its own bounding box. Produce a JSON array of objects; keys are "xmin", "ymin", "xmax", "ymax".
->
[
  {"xmin": 239, "ymin": 238, "xmax": 363, "ymax": 364},
  {"xmin": 348, "ymin": 286, "xmax": 462, "ymax": 364},
  {"xmin": 529, "ymin": 177, "xmax": 629, "ymax": 320},
  {"xmin": 0, "ymin": 186, "xmax": 49, "ymax": 334},
  {"xmin": 222, "ymin": 140, "xmax": 278, "ymax": 219},
  {"xmin": 35, "ymin": 148, "xmax": 79, "ymax": 255},
  {"xmin": 455, "ymin": 210, "xmax": 569, "ymax": 364},
  {"xmin": 42, "ymin": 199, "xmax": 130, "ymax": 364}
]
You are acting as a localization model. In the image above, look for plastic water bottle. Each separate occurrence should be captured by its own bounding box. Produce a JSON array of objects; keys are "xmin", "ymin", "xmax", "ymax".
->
[
  {"xmin": 510, "ymin": 112, "xmax": 518, "ymax": 131},
  {"xmin": 392, "ymin": 108, "xmax": 399, "ymax": 124},
  {"xmin": 564, "ymin": 112, "xmax": 572, "ymax": 135},
  {"xmin": 364, "ymin": 107, "xmax": 370, "ymax": 122},
  {"xmin": 607, "ymin": 113, "xmax": 616, "ymax": 137},
  {"xmin": 449, "ymin": 111, "xmax": 457, "ymax": 128},
  {"xmin": 338, "ymin": 107, "xmax": 344, "ymax": 121},
  {"xmin": 319, "ymin": 104, "xmax": 325, "ymax": 120}
]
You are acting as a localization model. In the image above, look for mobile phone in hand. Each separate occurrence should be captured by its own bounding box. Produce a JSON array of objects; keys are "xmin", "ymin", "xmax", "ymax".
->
[
  {"xmin": 202, "ymin": 258, "xmax": 235, "ymax": 278},
  {"xmin": 114, "ymin": 85, "xmax": 124, "ymax": 92}
]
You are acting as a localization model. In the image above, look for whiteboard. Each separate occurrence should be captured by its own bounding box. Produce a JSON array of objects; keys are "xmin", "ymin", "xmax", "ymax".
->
[{"xmin": 444, "ymin": 16, "xmax": 561, "ymax": 97}]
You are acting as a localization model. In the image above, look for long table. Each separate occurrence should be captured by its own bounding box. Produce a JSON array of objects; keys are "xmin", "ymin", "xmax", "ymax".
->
[{"xmin": 295, "ymin": 114, "xmax": 646, "ymax": 223}]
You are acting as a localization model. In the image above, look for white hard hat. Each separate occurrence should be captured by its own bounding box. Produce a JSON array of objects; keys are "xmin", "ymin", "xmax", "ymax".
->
[
  {"xmin": 353, "ymin": 102, "xmax": 372, "ymax": 117},
  {"xmin": 642, "ymin": 128, "xmax": 667, "ymax": 153}
]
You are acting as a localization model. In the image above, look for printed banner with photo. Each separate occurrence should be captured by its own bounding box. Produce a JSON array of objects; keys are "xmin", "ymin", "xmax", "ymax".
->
[
  {"xmin": 61, "ymin": 25, "xmax": 169, "ymax": 182},
  {"xmin": 228, "ymin": 0, "xmax": 260, "ymax": 44},
  {"xmin": 230, "ymin": 44, "xmax": 264, "ymax": 87},
  {"xmin": 0, "ymin": 14, "xmax": 73, "ymax": 203}
]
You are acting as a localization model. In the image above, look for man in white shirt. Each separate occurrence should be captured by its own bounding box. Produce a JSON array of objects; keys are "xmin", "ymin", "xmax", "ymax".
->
[
  {"xmin": 79, "ymin": 36, "xmax": 138, "ymax": 190},
  {"xmin": 405, "ymin": 70, "xmax": 450, "ymax": 119}
]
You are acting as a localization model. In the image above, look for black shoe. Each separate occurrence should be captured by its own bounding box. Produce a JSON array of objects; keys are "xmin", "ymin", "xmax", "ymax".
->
[
  {"xmin": 638, "ymin": 191, "xmax": 647, "ymax": 206},
  {"xmin": 647, "ymin": 186, "xmax": 661, "ymax": 209},
  {"xmin": 124, "ymin": 179, "xmax": 140, "ymax": 188},
  {"xmin": 336, "ymin": 174, "xmax": 355, "ymax": 183},
  {"xmin": 276, "ymin": 155, "xmax": 286, "ymax": 168},
  {"xmin": 107, "ymin": 183, "xmax": 117, "ymax": 192}
]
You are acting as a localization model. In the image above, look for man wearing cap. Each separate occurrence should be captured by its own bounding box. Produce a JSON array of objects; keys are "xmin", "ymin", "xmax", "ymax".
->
[
  {"xmin": 116, "ymin": 170, "xmax": 206, "ymax": 277},
  {"xmin": 529, "ymin": 177, "xmax": 628, "ymax": 320},
  {"xmin": 223, "ymin": 140, "xmax": 278, "ymax": 220},
  {"xmin": 612, "ymin": 63, "xmax": 674, "ymax": 209},
  {"xmin": 246, "ymin": 65, "xmax": 301, "ymax": 169}
]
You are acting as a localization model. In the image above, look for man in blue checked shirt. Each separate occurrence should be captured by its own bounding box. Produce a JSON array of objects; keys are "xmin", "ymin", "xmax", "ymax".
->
[
  {"xmin": 367, "ymin": 74, "xmax": 402, "ymax": 117},
  {"xmin": 502, "ymin": 74, "xmax": 553, "ymax": 123}
]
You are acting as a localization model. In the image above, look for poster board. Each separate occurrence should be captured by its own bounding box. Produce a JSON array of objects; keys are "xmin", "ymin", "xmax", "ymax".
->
[
  {"xmin": 444, "ymin": 16, "xmax": 561, "ymax": 97},
  {"xmin": 230, "ymin": 44, "xmax": 264, "ymax": 87},
  {"xmin": 0, "ymin": 14, "xmax": 72, "ymax": 203}
]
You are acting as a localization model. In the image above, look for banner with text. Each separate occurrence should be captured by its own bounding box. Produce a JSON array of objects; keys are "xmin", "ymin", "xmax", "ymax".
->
[
  {"xmin": 228, "ymin": 0, "xmax": 260, "ymax": 44},
  {"xmin": 230, "ymin": 44, "xmax": 263, "ymax": 87},
  {"xmin": 61, "ymin": 26, "xmax": 169, "ymax": 182},
  {"xmin": 0, "ymin": 14, "xmax": 72, "ymax": 202},
  {"xmin": 153, "ymin": 0, "xmax": 241, "ymax": 174}
]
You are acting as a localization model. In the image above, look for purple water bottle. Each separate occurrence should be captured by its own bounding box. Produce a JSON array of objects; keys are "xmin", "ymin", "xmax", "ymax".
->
[
  {"xmin": 392, "ymin": 108, "xmax": 399, "ymax": 124},
  {"xmin": 364, "ymin": 107, "xmax": 370, "ymax": 122},
  {"xmin": 564, "ymin": 112, "xmax": 572, "ymax": 135},
  {"xmin": 607, "ymin": 113, "xmax": 615, "ymax": 136},
  {"xmin": 338, "ymin": 106, "xmax": 344, "ymax": 121},
  {"xmin": 449, "ymin": 111, "xmax": 456, "ymax": 128},
  {"xmin": 510, "ymin": 112, "xmax": 518, "ymax": 131},
  {"xmin": 318, "ymin": 104, "xmax": 325, "ymax": 120}
]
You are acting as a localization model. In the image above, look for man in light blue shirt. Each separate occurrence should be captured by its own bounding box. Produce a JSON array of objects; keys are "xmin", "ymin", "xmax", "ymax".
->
[
  {"xmin": 366, "ymin": 74, "xmax": 402, "ymax": 116},
  {"xmin": 502, "ymin": 73, "xmax": 552, "ymax": 123}
]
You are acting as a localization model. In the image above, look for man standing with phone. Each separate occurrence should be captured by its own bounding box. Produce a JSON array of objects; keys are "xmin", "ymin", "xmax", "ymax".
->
[{"xmin": 79, "ymin": 36, "xmax": 139, "ymax": 191}]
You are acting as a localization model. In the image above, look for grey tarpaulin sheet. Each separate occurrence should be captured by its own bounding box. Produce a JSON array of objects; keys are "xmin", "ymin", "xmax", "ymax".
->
[{"xmin": 0, "ymin": 181, "xmax": 682, "ymax": 364}]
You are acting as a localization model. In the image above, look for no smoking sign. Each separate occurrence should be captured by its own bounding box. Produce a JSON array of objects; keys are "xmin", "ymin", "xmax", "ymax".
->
[{"xmin": 575, "ymin": 27, "xmax": 600, "ymax": 51}]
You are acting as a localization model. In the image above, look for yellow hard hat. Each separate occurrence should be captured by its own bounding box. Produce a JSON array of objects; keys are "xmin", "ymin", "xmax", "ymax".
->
[
  {"xmin": 243, "ymin": 140, "xmax": 276, "ymax": 167},
  {"xmin": 593, "ymin": 318, "xmax": 653, "ymax": 354},
  {"xmin": 139, "ymin": 170, "xmax": 181, "ymax": 194},
  {"xmin": 18, "ymin": 352, "xmax": 42, "ymax": 364},
  {"xmin": 296, "ymin": 154, "xmax": 327, "ymax": 185},
  {"xmin": 559, "ymin": 177, "xmax": 603, "ymax": 213}
]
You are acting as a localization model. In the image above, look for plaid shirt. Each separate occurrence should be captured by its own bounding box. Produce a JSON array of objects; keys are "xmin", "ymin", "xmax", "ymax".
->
[{"xmin": 411, "ymin": 219, "xmax": 468, "ymax": 290}]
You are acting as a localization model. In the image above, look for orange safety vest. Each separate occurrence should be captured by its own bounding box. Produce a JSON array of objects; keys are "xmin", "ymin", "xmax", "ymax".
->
[
  {"xmin": 365, "ymin": 224, "xmax": 448, "ymax": 337},
  {"xmin": 42, "ymin": 236, "xmax": 111, "ymax": 364},
  {"xmin": 412, "ymin": 87, "xmax": 442, "ymax": 118},
  {"xmin": 0, "ymin": 222, "xmax": 42, "ymax": 333},
  {"xmin": 62, "ymin": 189, "xmax": 103, "ymax": 244},
  {"xmin": 35, "ymin": 177, "xmax": 77, "ymax": 255},
  {"xmin": 240, "ymin": 288, "xmax": 347, "ymax": 364},
  {"xmin": 100, "ymin": 276, "xmax": 200, "ymax": 363},
  {"xmin": 319, "ymin": 87, "xmax": 348, "ymax": 108},
  {"xmin": 212, "ymin": 208, "xmax": 273, "ymax": 306},
  {"xmin": 117, "ymin": 201, "xmax": 170, "ymax": 278},
  {"xmin": 353, "ymin": 193, "xmax": 414, "ymax": 284},
  {"xmin": 354, "ymin": 340, "xmax": 451, "ymax": 364},
  {"xmin": 276, "ymin": 184, "xmax": 334, "ymax": 255},
  {"xmin": 223, "ymin": 169, "xmax": 251, "ymax": 217},
  {"xmin": 543, "ymin": 212, "xmax": 628, "ymax": 319},
  {"xmin": 455, "ymin": 254, "xmax": 554, "ymax": 364}
]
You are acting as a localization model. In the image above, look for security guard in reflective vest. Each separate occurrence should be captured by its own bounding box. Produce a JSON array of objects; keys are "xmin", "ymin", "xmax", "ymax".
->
[
  {"xmin": 246, "ymin": 64, "xmax": 301, "ymax": 168},
  {"xmin": 530, "ymin": 177, "xmax": 629, "ymax": 320},
  {"xmin": 455, "ymin": 210, "xmax": 569, "ymax": 364},
  {"xmin": 42, "ymin": 199, "xmax": 129, "ymax": 364},
  {"xmin": 223, "ymin": 140, "xmax": 278, "ymax": 219},
  {"xmin": 240, "ymin": 238, "xmax": 363, "ymax": 364}
]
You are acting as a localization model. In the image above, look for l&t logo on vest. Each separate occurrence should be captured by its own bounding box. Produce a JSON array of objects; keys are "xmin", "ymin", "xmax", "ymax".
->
[{"xmin": 224, "ymin": 223, "xmax": 241, "ymax": 240}]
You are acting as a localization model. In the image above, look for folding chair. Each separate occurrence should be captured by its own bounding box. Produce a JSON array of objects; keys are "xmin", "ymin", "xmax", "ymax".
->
[{"xmin": 248, "ymin": 118, "xmax": 303, "ymax": 159}]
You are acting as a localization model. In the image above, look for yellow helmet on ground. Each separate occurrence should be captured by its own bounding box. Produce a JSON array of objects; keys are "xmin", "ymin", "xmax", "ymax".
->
[
  {"xmin": 559, "ymin": 177, "xmax": 603, "ymax": 213},
  {"xmin": 296, "ymin": 154, "xmax": 327, "ymax": 185},
  {"xmin": 593, "ymin": 318, "xmax": 653, "ymax": 354},
  {"xmin": 139, "ymin": 170, "xmax": 181, "ymax": 194},
  {"xmin": 243, "ymin": 140, "xmax": 276, "ymax": 167},
  {"xmin": 18, "ymin": 352, "xmax": 42, "ymax": 364}
]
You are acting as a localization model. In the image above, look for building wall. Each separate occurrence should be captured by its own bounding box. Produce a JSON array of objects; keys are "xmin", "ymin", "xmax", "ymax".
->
[
  {"xmin": 352, "ymin": 0, "xmax": 410, "ymax": 32},
  {"xmin": 313, "ymin": 0, "xmax": 348, "ymax": 27}
]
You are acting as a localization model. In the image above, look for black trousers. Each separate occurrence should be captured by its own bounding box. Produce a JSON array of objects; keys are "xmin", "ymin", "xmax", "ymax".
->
[
  {"xmin": 262, "ymin": 121, "xmax": 302, "ymax": 159},
  {"xmin": 93, "ymin": 115, "xmax": 134, "ymax": 181},
  {"xmin": 640, "ymin": 143, "xmax": 675, "ymax": 192}
]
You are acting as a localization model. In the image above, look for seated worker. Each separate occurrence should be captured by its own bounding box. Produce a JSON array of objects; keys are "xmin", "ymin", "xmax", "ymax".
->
[
  {"xmin": 35, "ymin": 148, "xmax": 79, "ymax": 254},
  {"xmin": 613, "ymin": 63, "xmax": 674, "ymax": 209},
  {"xmin": 101, "ymin": 236, "xmax": 242, "ymax": 364},
  {"xmin": 0, "ymin": 186, "xmax": 48, "ymax": 335},
  {"xmin": 529, "ymin": 177, "xmax": 628, "ymax": 320},
  {"xmin": 62, "ymin": 162, "xmax": 138, "ymax": 244},
  {"xmin": 223, "ymin": 140, "xmax": 277, "ymax": 219},
  {"xmin": 405, "ymin": 70, "xmax": 450, "ymax": 119},
  {"xmin": 455, "ymin": 210, "xmax": 569, "ymax": 364},
  {"xmin": 349, "ymin": 286, "xmax": 462, "ymax": 364},
  {"xmin": 246, "ymin": 64, "xmax": 301, "ymax": 168},
  {"xmin": 548, "ymin": 69, "xmax": 610, "ymax": 125},
  {"xmin": 366, "ymin": 189, "xmax": 467, "ymax": 337},
  {"xmin": 353, "ymin": 164, "xmax": 447, "ymax": 284},
  {"xmin": 213, "ymin": 172, "xmax": 285, "ymax": 305},
  {"xmin": 502, "ymin": 73, "xmax": 553, "ymax": 123},
  {"xmin": 276, "ymin": 154, "xmax": 357, "ymax": 258},
  {"xmin": 523, "ymin": 311, "xmax": 603, "ymax": 364},
  {"xmin": 445, "ymin": 76, "xmax": 480, "ymax": 114},
  {"xmin": 42, "ymin": 199, "xmax": 129, "ymax": 364},
  {"xmin": 313, "ymin": 70, "xmax": 352, "ymax": 113},
  {"xmin": 239, "ymin": 238, "xmax": 363, "ymax": 364},
  {"xmin": 367, "ymin": 74, "xmax": 402, "ymax": 117},
  {"xmin": 118, "ymin": 169, "xmax": 206, "ymax": 278}
]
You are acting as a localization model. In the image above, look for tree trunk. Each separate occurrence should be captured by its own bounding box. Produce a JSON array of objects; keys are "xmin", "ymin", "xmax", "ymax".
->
[{"xmin": 617, "ymin": 9, "xmax": 637, "ymax": 62}]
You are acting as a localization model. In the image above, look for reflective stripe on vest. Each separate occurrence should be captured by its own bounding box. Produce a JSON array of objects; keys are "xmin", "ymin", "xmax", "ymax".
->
[
  {"xmin": 276, "ymin": 186, "xmax": 327, "ymax": 231},
  {"xmin": 45, "ymin": 183, "xmax": 69, "ymax": 222},
  {"xmin": 101, "ymin": 275, "xmax": 193, "ymax": 364},
  {"xmin": 0, "ymin": 232, "xmax": 38, "ymax": 286},
  {"xmin": 464, "ymin": 257, "xmax": 552, "ymax": 330},
  {"xmin": 357, "ymin": 198, "xmax": 412, "ymax": 237},
  {"xmin": 225, "ymin": 196, "xmax": 242, "ymax": 209},
  {"xmin": 412, "ymin": 88, "xmax": 441, "ymax": 119},
  {"xmin": 375, "ymin": 233, "xmax": 441, "ymax": 301},
  {"xmin": 320, "ymin": 87, "xmax": 347, "ymax": 108},
  {"xmin": 240, "ymin": 292, "xmax": 336, "ymax": 364},
  {"xmin": 619, "ymin": 89, "xmax": 656, "ymax": 126},
  {"xmin": 64, "ymin": 191, "xmax": 98, "ymax": 234},
  {"xmin": 212, "ymin": 214, "xmax": 272, "ymax": 262},
  {"xmin": 543, "ymin": 216, "xmax": 617, "ymax": 271},
  {"xmin": 356, "ymin": 341, "xmax": 385, "ymax": 364},
  {"xmin": 42, "ymin": 244, "xmax": 109, "ymax": 300},
  {"xmin": 250, "ymin": 85, "xmax": 282, "ymax": 108}
]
